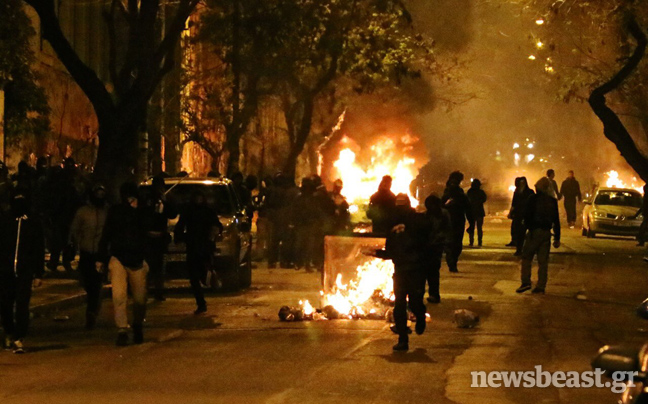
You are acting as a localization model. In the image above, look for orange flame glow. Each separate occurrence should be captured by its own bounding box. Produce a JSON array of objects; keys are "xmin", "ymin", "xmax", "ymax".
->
[{"xmin": 605, "ymin": 170, "xmax": 644, "ymax": 194}]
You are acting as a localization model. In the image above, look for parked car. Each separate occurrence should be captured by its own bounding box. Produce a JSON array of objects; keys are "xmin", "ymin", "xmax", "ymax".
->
[
  {"xmin": 582, "ymin": 188, "xmax": 643, "ymax": 238},
  {"xmin": 141, "ymin": 177, "xmax": 252, "ymax": 290}
]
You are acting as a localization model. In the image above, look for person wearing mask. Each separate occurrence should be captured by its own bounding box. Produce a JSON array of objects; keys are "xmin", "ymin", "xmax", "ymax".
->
[
  {"xmin": 442, "ymin": 171, "xmax": 472, "ymax": 273},
  {"xmin": 423, "ymin": 194, "xmax": 451, "ymax": 304},
  {"xmin": 0, "ymin": 192, "xmax": 44, "ymax": 353},
  {"xmin": 509, "ymin": 177, "xmax": 535, "ymax": 256},
  {"xmin": 142, "ymin": 176, "xmax": 176, "ymax": 302},
  {"xmin": 174, "ymin": 190, "xmax": 222, "ymax": 315},
  {"xmin": 70, "ymin": 184, "xmax": 109, "ymax": 330},
  {"xmin": 367, "ymin": 175, "xmax": 397, "ymax": 235},
  {"xmin": 516, "ymin": 177, "xmax": 561, "ymax": 295},
  {"xmin": 98, "ymin": 182, "xmax": 149, "ymax": 346},
  {"xmin": 466, "ymin": 179, "xmax": 487, "ymax": 247},
  {"xmin": 546, "ymin": 169, "xmax": 562, "ymax": 200},
  {"xmin": 560, "ymin": 170, "xmax": 582, "ymax": 228},
  {"xmin": 375, "ymin": 193, "xmax": 428, "ymax": 352}
]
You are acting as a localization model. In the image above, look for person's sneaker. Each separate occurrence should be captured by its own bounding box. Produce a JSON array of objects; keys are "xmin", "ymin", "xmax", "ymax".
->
[
  {"xmin": 516, "ymin": 284, "xmax": 532, "ymax": 293},
  {"xmin": 12, "ymin": 340, "xmax": 25, "ymax": 354},
  {"xmin": 390, "ymin": 325, "xmax": 412, "ymax": 335},
  {"xmin": 531, "ymin": 288, "xmax": 545, "ymax": 294},
  {"xmin": 392, "ymin": 341, "xmax": 409, "ymax": 352},
  {"xmin": 426, "ymin": 296, "xmax": 440, "ymax": 304},
  {"xmin": 132, "ymin": 325, "xmax": 144, "ymax": 344},
  {"xmin": 415, "ymin": 316, "xmax": 426, "ymax": 335},
  {"xmin": 449, "ymin": 268, "xmax": 459, "ymax": 273},
  {"xmin": 3, "ymin": 336, "xmax": 13, "ymax": 350},
  {"xmin": 116, "ymin": 331, "xmax": 129, "ymax": 346},
  {"xmin": 194, "ymin": 305, "xmax": 207, "ymax": 315}
]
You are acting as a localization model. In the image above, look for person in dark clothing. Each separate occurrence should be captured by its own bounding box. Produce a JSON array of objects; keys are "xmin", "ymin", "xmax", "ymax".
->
[
  {"xmin": 174, "ymin": 190, "xmax": 222, "ymax": 314},
  {"xmin": 509, "ymin": 177, "xmax": 535, "ymax": 255},
  {"xmin": 506, "ymin": 178, "xmax": 521, "ymax": 247},
  {"xmin": 636, "ymin": 184, "xmax": 648, "ymax": 246},
  {"xmin": 70, "ymin": 184, "xmax": 108, "ymax": 330},
  {"xmin": 291, "ymin": 178, "xmax": 320, "ymax": 271},
  {"xmin": 266, "ymin": 174, "xmax": 298, "ymax": 268},
  {"xmin": 311, "ymin": 175, "xmax": 335, "ymax": 271},
  {"xmin": 516, "ymin": 177, "xmax": 561, "ymax": 294},
  {"xmin": 367, "ymin": 175, "xmax": 397, "ymax": 235},
  {"xmin": 466, "ymin": 179, "xmax": 487, "ymax": 247},
  {"xmin": 232, "ymin": 172, "xmax": 252, "ymax": 215},
  {"xmin": 442, "ymin": 171, "xmax": 473, "ymax": 272},
  {"xmin": 330, "ymin": 179, "xmax": 351, "ymax": 234},
  {"xmin": 254, "ymin": 176, "xmax": 273, "ymax": 259},
  {"xmin": 376, "ymin": 193, "xmax": 428, "ymax": 352},
  {"xmin": 423, "ymin": 194, "xmax": 451, "ymax": 304},
  {"xmin": 0, "ymin": 192, "xmax": 44, "ymax": 353},
  {"xmin": 546, "ymin": 169, "xmax": 562, "ymax": 200},
  {"xmin": 559, "ymin": 170, "xmax": 582, "ymax": 228},
  {"xmin": 142, "ymin": 176, "xmax": 177, "ymax": 302},
  {"xmin": 98, "ymin": 182, "xmax": 150, "ymax": 346}
]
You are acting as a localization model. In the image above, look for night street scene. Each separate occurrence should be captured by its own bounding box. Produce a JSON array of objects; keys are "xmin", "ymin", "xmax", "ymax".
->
[{"xmin": 3, "ymin": 1, "xmax": 648, "ymax": 403}]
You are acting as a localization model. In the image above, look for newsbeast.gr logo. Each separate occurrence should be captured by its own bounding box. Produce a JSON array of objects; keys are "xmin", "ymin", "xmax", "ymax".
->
[{"xmin": 471, "ymin": 366, "xmax": 637, "ymax": 393}]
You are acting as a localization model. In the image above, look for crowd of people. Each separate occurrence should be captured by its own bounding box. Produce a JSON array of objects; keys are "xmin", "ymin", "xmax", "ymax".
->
[{"xmin": 0, "ymin": 156, "xmax": 582, "ymax": 354}]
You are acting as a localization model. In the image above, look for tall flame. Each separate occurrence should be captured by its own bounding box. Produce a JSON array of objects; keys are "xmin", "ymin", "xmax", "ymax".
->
[
  {"xmin": 333, "ymin": 137, "xmax": 419, "ymax": 207},
  {"xmin": 605, "ymin": 170, "xmax": 644, "ymax": 194}
]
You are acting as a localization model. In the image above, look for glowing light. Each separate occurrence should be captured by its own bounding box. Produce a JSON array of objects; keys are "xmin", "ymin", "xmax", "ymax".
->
[
  {"xmin": 526, "ymin": 154, "xmax": 535, "ymax": 163},
  {"xmin": 321, "ymin": 258, "xmax": 395, "ymax": 316},
  {"xmin": 545, "ymin": 65, "xmax": 555, "ymax": 73},
  {"xmin": 333, "ymin": 137, "xmax": 419, "ymax": 207},
  {"xmin": 299, "ymin": 300, "xmax": 315, "ymax": 316},
  {"xmin": 528, "ymin": 55, "xmax": 536, "ymax": 60},
  {"xmin": 536, "ymin": 40, "xmax": 544, "ymax": 49},
  {"xmin": 514, "ymin": 153, "xmax": 521, "ymax": 166},
  {"xmin": 535, "ymin": 18, "xmax": 545, "ymax": 25},
  {"xmin": 527, "ymin": 143, "xmax": 534, "ymax": 149},
  {"xmin": 605, "ymin": 170, "xmax": 644, "ymax": 193},
  {"xmin": 513, "ymin": 143, "xmax": 520, "ymax": 149},
  {"xmin": 349, "ymin": 204, "xmax": 359, "ymax": 214}
]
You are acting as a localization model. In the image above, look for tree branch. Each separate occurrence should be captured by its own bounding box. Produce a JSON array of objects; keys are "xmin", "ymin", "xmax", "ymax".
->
[{"xmin": 589, "ymin": 16, "xmax": 648, "ymax": 181}]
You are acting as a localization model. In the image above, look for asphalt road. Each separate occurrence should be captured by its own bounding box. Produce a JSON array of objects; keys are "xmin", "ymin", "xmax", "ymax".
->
[{"xmin": 2, "ymin": 221, "xmax": 648, "ymax": 404}]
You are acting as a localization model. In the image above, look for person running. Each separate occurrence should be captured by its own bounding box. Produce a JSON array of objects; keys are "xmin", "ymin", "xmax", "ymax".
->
[
  {"xmin": 516, "ymin": 177, "xmax": 561, "ymax": 295},
  {"xmin": 422, "ymin": 194, "xmax": 451, "ymax": 304},
  {"xmin": 98, "ymin": 182, "xmax": 150, "ymax": 346},
  {"xmin": 466, "ymin": 179, "xmax": 487, "ymax": 247},
  {"xmin": 174, "ymin": 190, "xmax": 222, "ymax": 314},
  {"xmin": 70, "ymin": 184, "xmax": 109, "ymax": 330},
  {"xmin": 0, "ymin": 191, "xmax": 44, "ymax": 353}
]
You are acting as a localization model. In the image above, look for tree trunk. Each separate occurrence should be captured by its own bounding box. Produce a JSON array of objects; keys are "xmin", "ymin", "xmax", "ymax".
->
[
  {"xmin": 282, "ymin": 97, "xmax": 315, "ymax": 180},
  {"xmin": 226, "ymin": 133, "xmax": 241, "ymax": 176},
  {"xmin": 589, "ymin": 18, "xmax": 648, "ymax": 182},
  {"xmin": 94, "ymin": 117, "xmax": 140, "ymax": 200}
]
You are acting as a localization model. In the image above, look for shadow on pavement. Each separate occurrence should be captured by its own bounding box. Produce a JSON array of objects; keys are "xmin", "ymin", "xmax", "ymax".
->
[{"xmin": 378, "ymin": 348, "xmax": 437, "ymax": 364}]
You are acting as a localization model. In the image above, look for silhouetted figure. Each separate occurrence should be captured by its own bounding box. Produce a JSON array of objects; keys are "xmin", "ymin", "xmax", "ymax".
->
[
  {"xmin": 266, "ymin": 174, "xmax": 298, "ymax": 268},
  {"xmin": 0, "ymin": 192, "xmax": 44, "ymax": 353},
  {"xmin": 466, "ymin": 178, "xmax": 487, "ymax": 247},
  {"xmin": 70, "ymin": 184, "xmax": 109, "ymax": 330},
  {"xmin": 292, "ymin": 178, "xmax": 319, "ymax": 271},
  {"xmin": 367, "ymin": 175, "xmax": 397, "ymax": 235},
  {"xmin": 509, "ymin": 177, "xmax": 535, "ymax": 256},
  {"xmin": 174, "ymin": 190, "xmax": 222, "ymax": 314},
  {"xmin": 423, "ymin": 194, "xmax": 451, "ymax": 304},
  {"xmin": 330, "ymin": 179, "xmax": 351, "ymax": 234},
  {"xmin": 377, "ymin": 193, "xmax": 428, "ymax": 352},
  {"xmin": 99, "ymin": 182, "xmax": 150, "ymax": 346},
  {"xmin": 546, "ymin": 169, "xmax": 562, "ymax": 200},
  {"xmin": 442, "ymin": 171, "xmax": 472, "ymax": 272},
  {"xmin": 560, "ymin": 170, "xmax": 582, "ymax": 228},
  {"xmin": 516, "ymin": 177, "xmax": 561, "ymax": 295}
]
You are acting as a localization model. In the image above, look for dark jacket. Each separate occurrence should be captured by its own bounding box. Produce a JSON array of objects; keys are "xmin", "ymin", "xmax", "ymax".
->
[
  {"xmin": 442, "ymin": 185, "xmax": 473, "ymax": 231},
  {"xmin": 524, "ymin": 193, "xmax": 561, "ymax": 242},
  {"xmin": 511, "ymin": 187, "xmax": 535, "ymax": 220},
  {"xmin": 560, "ymin": 178, "xmax": 582, "ymax": 202},
  {"xmin": 70, "ymin": 203, "xmax": 108, "ymax": 254},
  {"xmin": 368, "ymin": 189, "xmax": 397, "ymax": 234},
  {"xmin": 426, "ymin": 208, "xmax": 452, "ymax": 247},
  {"xmin": 99, "ymin": 203, "xmax": 148, "ymax": 268},
  {"xmin": 0, "ymin": 214, "xmax": 44, "ymax": 279},
  {"xmin": 174, "ymin": 203, "xmax": 222, "ymax": 253},
  {"xmin": 466, "ymin": 187, "xmax": 487, "ymax": 218},
  {"xmin": 383, "ymin": 210, "xmax": 431, "ymax": 272}
]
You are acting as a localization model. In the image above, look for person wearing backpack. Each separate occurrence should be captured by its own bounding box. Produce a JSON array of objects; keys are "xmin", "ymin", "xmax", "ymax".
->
[{"xmin": 516, "ymin": 177, "xmax": 561, "ymax": 295}]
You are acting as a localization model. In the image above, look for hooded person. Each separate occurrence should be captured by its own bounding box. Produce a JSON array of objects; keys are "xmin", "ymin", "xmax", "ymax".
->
[
  {"xmin": 509, "ymin": 176, "xmax": 535, "ymax": 255},
  {"xmin": 0, "ymin": 192, "xmax": 44, "ymax": 353},
  {"xmin": 515, "ymin": 177, "xmax": 561, "ymax": 295},
  {"xmin": 423, "ymin": 194, "xmax": 452, "ymax": 304},
  {"xmin": 442, "ymin": 171, "xmax": 473, "ymax": 272},
  {"xmin": 367, "ymin": 175, "xmax": 397, "ymax": 235},
  {"xmin": 98, "ymin": 182, "xmax": 150, "ymax": 346},
  {"xmin": 70, "ymin": 183, "xmax": 109, "ymax": 330},
  {"xmin": 376, "ymin": 193, "xmax": 428, "ymax": 352},
  {"xmin": 466, "ymin": 179, "xmax": 487, "ymax": 247}
]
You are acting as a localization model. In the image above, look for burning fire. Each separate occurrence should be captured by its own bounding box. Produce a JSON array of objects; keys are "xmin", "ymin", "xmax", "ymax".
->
[
  {"xmin": 605, "ymin": 170, "xmax": 644, "ymax": 194},
  {"xmin": 319, "ymin": 257, "xmax": 395, "ymax": 317},
  {"xmin": 333, "ymin": 136, "xmax": 419, "ymax": 208}
]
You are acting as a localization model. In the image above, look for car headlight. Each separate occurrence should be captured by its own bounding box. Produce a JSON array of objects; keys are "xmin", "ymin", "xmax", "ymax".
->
[{"xmin": 593, "ymin": 211, "xmax": 606, "ymax": 218}]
